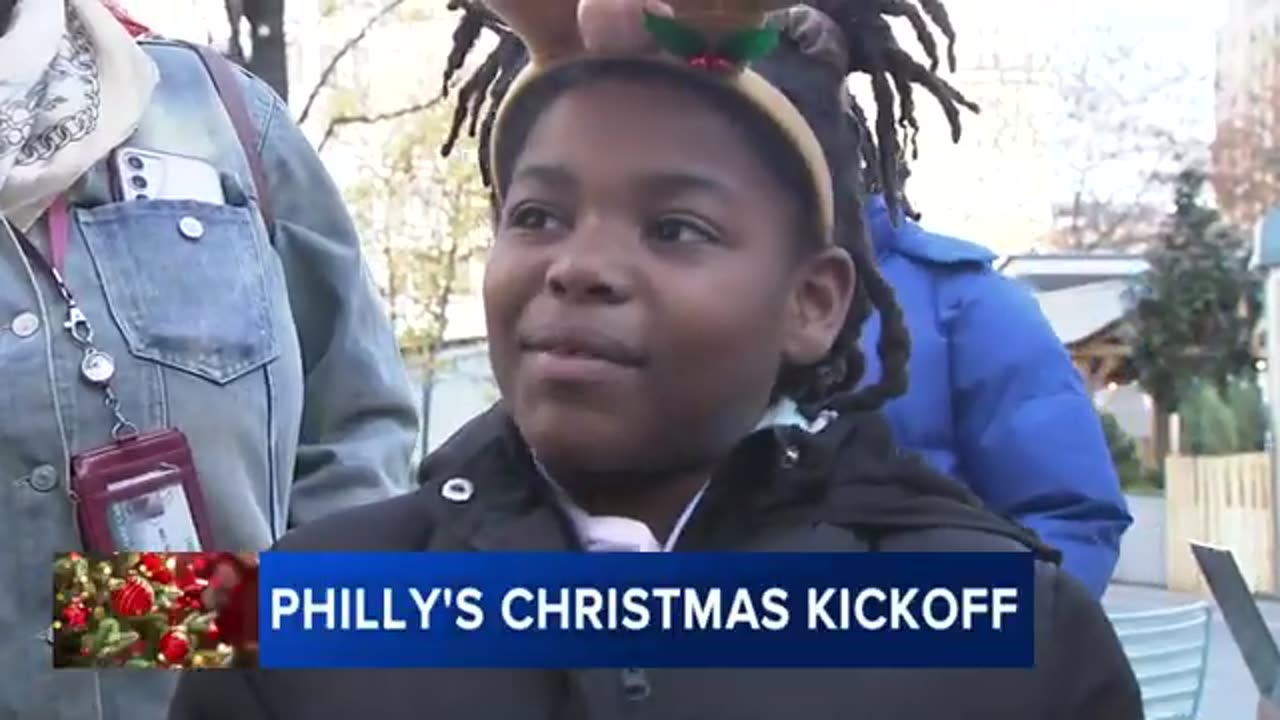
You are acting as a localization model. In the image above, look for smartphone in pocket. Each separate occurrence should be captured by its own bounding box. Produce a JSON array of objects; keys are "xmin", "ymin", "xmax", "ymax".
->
[{"xmin": 111, "ymin": 147, "xmax": 226, "ymax": 204}]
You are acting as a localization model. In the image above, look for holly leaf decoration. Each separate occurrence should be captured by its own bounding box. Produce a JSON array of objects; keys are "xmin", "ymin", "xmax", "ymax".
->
[
  {"xmin": 715, "ymin": 26, "xmax": 780, "ymax": 64},
  {"xmin": 643, "ymin": 11, "xmax": 709, "ymax": 58}
]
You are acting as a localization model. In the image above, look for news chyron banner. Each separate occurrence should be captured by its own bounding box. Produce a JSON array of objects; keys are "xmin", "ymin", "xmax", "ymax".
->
[
  {"xmin": 52, "ymin": 551, "xmax": 1034, "ymax": 669},
  {"xmin": 260, "ymin": 552, "xmax": 1034, "ymax": 669}
]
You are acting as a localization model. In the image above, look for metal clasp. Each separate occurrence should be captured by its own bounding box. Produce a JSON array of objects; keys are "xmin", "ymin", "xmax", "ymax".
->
[
  {"xmin": 64, "ymin": 305, "xmax": 93, "ymax": 345},
  {"xmin": 104, "ymin": 387, "xmax": 139, "ymax": 441}
]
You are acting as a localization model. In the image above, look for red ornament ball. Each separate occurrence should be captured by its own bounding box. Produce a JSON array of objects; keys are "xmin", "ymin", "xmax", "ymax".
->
[
  {"xmin": 61, "ymin": 601, "xmax": 89, "ymax": 630},
  {"xmin": 111, "ymin": 577, "xmax": 155, "ymax": 617},
  {"xmin": 190, "ymin": 555, "xmax": 213, "ymax": 578},
  {"xmin": 175, "ymin": 560, "xmax": 196, "ymax": 588},
  {"xmin": 203, "ymin": 622, "xmax": 221, "ymax": 647},
  {"xmin": 158, "ymin": 630, "xmax": 190, "ymax": 665},
  {"xmin": 209, "ymin": 554, "xmax": 259, "ymax": 647},
  {"xmin": 139, "ymin": 553, "xmax": 173, "ymax": 584}
]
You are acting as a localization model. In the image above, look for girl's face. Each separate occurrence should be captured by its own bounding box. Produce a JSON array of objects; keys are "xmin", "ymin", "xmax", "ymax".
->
[{"xmin": 485, "ymin": 78, "xmax": 853, "ymax": 481}]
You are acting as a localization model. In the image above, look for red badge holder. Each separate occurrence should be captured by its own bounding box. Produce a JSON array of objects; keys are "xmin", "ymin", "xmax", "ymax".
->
[{"xmin": 71, "ymin": 429, "xmax": 214, "ymax": 553}]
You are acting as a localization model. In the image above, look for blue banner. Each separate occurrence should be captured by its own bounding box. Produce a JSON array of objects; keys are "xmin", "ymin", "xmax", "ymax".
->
[{"xmin": 258, "ymin": 552, "xmax": 1035, "ymax": 669}]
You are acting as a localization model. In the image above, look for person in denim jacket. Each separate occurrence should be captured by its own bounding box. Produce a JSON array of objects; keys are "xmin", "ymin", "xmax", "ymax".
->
[{"xmin": 0, "ymin": 1, "xmax": 418, "ymax": 718}]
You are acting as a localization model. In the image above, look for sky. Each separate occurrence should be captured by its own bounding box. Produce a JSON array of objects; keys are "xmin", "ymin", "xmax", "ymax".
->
[
  {"xmin": 853, "ymin": 0, "xmax": 1226, "ymax": 251},
  {"xmin": 120, "ymin": 0, "xmax": 1229, "ymax": 253}
]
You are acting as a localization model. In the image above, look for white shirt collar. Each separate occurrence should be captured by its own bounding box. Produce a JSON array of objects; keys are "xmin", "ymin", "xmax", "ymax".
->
[{"xmin": 541, "ymin": 398, "xmax": 834, "ymax": 553}]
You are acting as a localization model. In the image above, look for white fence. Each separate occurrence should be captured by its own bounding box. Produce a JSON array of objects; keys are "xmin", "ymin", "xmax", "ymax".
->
[{"xmin": 1165, "ymin": 453, "xmax": 1274, "ymax": 595}]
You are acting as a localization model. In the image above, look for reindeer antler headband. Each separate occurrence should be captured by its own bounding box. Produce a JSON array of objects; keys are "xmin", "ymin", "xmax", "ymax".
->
[{"xmin": 484, "ymin": 0, "xmax": 836, "ymax": 242}]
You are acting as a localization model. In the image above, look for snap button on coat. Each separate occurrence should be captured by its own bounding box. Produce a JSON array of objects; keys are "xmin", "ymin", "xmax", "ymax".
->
[{"xmin": 441, "ymin": 477, "xmax": 474, "ymax": 503}]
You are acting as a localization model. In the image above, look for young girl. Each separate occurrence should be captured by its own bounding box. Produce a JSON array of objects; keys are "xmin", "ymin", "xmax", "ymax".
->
[{"xmin": 172, "ymin": 1, "xmax": 1141, "ymax": 718}]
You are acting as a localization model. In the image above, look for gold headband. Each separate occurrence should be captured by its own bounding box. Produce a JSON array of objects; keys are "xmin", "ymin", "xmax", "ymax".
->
[{"xmin": 484, "ymin": 0, "xmax": 836, "ymax": 242}]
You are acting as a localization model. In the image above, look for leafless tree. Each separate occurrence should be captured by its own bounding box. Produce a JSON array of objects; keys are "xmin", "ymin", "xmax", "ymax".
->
[{"xmin": 1047, "ymin": 27, "xmax": 1209, "ymax": 251}]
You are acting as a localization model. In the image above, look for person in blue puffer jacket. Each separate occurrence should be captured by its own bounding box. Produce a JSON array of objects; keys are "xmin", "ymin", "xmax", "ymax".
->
[{"xmin": 858, "ymin": 194, "xmax": 1132, "ymax": 598}]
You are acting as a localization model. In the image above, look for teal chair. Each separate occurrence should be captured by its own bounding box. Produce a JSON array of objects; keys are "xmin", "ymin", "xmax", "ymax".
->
[{"xmin": 1107, "ymin": 602, "xmax": 1212, "ymax": 720}]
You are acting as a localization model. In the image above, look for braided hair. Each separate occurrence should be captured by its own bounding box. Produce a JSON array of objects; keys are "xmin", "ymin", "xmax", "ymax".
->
[
  {"xmin": 0, "ymin": 0, "xmax": 14, "ymax": 34},
  {"xmin": 440, "ymin": 0, "xmax": 976, "ymax": 413}
]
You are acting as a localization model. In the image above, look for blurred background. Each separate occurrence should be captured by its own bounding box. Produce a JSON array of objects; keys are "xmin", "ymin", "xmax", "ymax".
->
[{"xmin": 117, "ymin": 1, "xmax": 1280, "ymax": 715}]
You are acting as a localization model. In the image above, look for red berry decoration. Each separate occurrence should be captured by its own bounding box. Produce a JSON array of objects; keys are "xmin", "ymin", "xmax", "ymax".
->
[
  {"xmin": 644, "ymin": 12, "xmax": 779, "ymax": 74},
  {"xmin": 61, "ymin": 601, "xmax": 89, "ymax": 630},
  {"xmin": 139, "ymin": 553, "xmax": 173, "ymax": 583},
  {"xmin": 158, "ymin": 629, "xmax": 190, "ymax": 665},
  {"xmin": 111, "ymin": 577, "xmax": 155, "ymax": 617},
  {"xmin": 688, "ymin": 53, "xmax": 734, "ymax": 73}
]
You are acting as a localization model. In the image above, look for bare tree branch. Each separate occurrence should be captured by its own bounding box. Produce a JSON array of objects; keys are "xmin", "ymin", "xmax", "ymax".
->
[
  {"xmin": 296, "ymin": 0, "xmax": 411, "ymax": 126},
  {"xmin": 316, "ymin": 96, "xmax": 445, "ymax": 152},
  {"xmin": 1044, "ymin": 27, "xmax": 1208, "ymax": 252}
]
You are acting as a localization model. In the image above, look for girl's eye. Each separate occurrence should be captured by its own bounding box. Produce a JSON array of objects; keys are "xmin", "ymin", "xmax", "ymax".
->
[
  {"xmin": 507, "ymin": 203, "xmax": 566, "ymax": 232},
  {"xmin": 648, "ymin": 217, "xmax": 719, "ymax": 246}
]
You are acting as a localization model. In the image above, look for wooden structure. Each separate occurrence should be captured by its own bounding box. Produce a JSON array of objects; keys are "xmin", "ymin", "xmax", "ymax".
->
[
  {"xmin": 999, "ymin": 254, "xmax": 1148, "ymax": 392},
  {"xmin": 1033, "ymin": 279, "xmax": 1140, "ymax": 392},
  {"xmin": 1165, "ymin": 452, "xmax": 1275, "ymax": 595}
]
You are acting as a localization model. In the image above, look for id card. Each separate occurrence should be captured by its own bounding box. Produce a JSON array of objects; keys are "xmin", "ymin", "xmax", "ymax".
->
[
  {"xmin": 71, "ymin": 429, "xmax": 213, "ymax": 552},
  {"xmin": 104, "ymin": 467, "xmax": 202, "ymax": 551}
]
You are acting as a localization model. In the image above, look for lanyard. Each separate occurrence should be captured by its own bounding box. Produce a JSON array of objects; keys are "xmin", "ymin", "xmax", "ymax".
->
[
  {"xmin": 3, "ymin": 201, "xmax": 138, "ymax": 439},
  {"xmin": 48, "ymin": 195, "xmax": 70, "ymax": 272}
]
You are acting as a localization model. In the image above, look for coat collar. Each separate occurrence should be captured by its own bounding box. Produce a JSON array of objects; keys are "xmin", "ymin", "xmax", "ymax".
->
[
  {"xmin": 863, "ymin": 194, "xmax": 998, "ymax": 266},
  {"xmin": 416, "ymin": 404, "xmax": 850, "ymax": 552},
  {"xmin": 415, "ymin": 404, "xmax": 1061, "ymax": 562}
]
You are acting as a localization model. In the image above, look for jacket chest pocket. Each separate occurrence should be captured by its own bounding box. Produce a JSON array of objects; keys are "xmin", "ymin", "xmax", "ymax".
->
[{"xmin": 78, "ymin": 200, "xmax": 280, "ymax": 384}]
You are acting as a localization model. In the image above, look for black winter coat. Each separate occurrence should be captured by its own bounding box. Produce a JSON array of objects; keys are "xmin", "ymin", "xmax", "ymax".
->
[{"xmin": 170, "ymin": 407, "xmax": 1143, "ymax": 720}]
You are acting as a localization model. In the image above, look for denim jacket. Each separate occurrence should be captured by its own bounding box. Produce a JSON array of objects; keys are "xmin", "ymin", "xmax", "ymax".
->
[{"xmin": 0, "ymin": 43, "xmax": 418, "ymax": 720}]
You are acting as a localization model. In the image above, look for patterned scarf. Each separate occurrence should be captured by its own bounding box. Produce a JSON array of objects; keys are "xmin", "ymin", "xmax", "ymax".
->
[{"xmin": 0, "ymin": 0, "xmax": 157, "ymax": 230}]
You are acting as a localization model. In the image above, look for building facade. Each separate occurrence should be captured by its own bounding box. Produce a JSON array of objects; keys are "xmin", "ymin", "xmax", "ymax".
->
[{"xmin": 1214, "ymin": 0, "xmax": 1280, "ymax": 229}]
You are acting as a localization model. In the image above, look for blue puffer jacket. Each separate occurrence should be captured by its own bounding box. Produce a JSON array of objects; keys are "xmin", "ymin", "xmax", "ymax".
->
[{"xmin": 858, "ymin": 196, "xmax": 1132, "ymax": 597}]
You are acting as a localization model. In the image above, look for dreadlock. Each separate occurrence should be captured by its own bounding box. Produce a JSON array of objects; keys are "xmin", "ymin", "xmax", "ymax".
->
[
  {"xmin": 440, "ymin": 1, "xmax": 528, "ymax": 185},
  {"xmin": 439, "ymin": 0, "xmax": 977, "ymax": 413},
  {"xmin": 0, "ymin": 0, "xmax": 14, "ymax": 34},
  {"xmin": 817, "ymin": 0, "xmax": 978, "ymax": 205}
]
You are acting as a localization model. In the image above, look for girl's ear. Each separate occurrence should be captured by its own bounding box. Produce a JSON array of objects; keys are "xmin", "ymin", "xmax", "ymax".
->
[{"xmin": 782, "ymin": 246, "xmax": 855, "ymax": 366}]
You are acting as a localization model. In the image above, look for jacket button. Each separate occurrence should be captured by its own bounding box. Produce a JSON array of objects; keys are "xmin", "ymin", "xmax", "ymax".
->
[
  {"xmin": 178, "ymin": 216, "xmax": 205, "ymax": 240},
  {"xmin": 441, "ymin": 477, "xmax": 474, "ymax": 503},
  {"xmin": 780, "ymin": 445, "xmax": 801, "ymax": 468},
  {"xmin": 11, "ymin": 311, "xmax": 39, "ymax": 338},
  {"xmin": 28, "ymin": 464, "xmax": 59, "ymax": 493}
]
